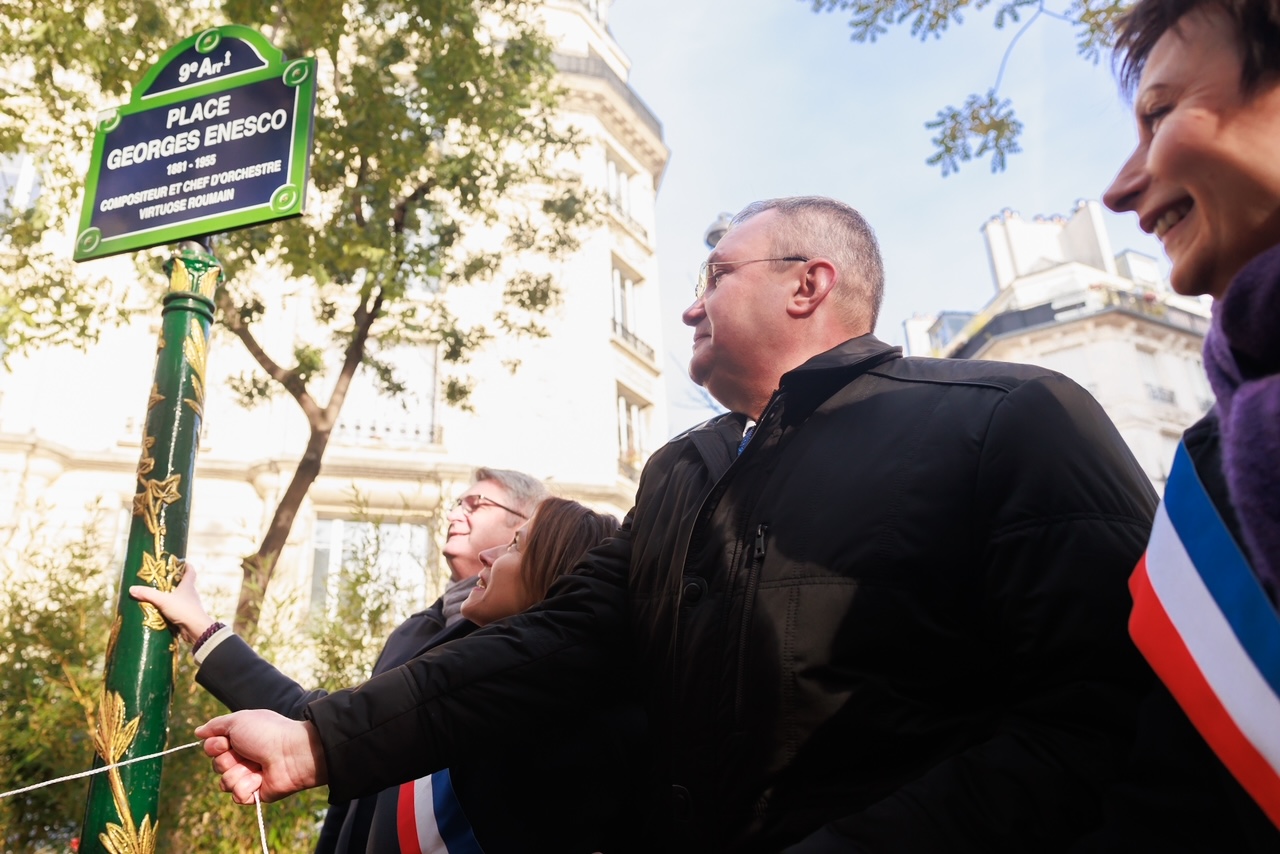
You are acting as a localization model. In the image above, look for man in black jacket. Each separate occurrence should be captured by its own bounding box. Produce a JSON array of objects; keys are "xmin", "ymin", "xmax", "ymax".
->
[{"xmin": 198, "ymin": 197, "xmax": 1158, "ymax": 853}]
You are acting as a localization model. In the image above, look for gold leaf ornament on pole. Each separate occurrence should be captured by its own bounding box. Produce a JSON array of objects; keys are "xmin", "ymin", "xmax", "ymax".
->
[{"xmin": 92, "ymin": 689, "xmax": 156, "ymax": 854}]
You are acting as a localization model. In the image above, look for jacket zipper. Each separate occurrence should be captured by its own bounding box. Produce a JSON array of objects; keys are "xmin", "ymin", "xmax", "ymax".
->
[
  {"xmin": 734, "ymin": 522, "xmax": 768, "ymax": 722},
  {"xmin": 728, "ymin": 390, "xmax": 782, "ymax": 724}
]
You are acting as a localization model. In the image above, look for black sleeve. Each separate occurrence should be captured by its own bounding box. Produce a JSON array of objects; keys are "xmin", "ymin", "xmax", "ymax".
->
[
  {"xmin": 796, "ymin": 375, "xmax": 1158, "ymax": 852},
  {"xmin": 306, "ymin": 525, "xmax": 634, "ymax": 803},
  {"xmin": 1072, "ymin": 676, "xmax": 1280, "ymax": 853},
  {"xmin": 196, "ymin": 634, "xmax": 326, "ymax": 720}
]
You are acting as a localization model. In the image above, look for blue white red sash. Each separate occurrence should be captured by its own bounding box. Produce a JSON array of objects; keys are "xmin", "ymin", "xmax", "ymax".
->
[
  {"xmin": 395, "ymin": 769, "xmax": 485, "ymax": 854},
  {"xmin": 1130, "ymin": 441, "xmax": 1280, "ymax": 829}
]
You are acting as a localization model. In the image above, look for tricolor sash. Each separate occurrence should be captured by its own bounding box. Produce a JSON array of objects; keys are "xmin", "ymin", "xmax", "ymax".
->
[
  {"xmin": 1130, "ymin": 441, "xmax": 1280, "ymax": 828},
  {"xmin": 395, "ymin": 769, "xmax": 485, "ymax": 854}
]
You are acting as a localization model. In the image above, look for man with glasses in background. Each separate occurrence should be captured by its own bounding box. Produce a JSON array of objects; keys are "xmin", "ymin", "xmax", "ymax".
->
[
  {"xmin": 371, "ymin": 468, "xmax": 547, "ymax": 687},
  {"xmin": 440, "ymin": 469, "xmax": 548, "ymax": 622},
  {"xmin": 199, "ymin": 197, "xmax": 1157, "ymax": 852}
]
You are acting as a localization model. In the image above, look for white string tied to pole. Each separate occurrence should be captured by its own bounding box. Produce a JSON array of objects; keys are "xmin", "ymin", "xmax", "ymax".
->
[{"xmin": 0, "ymin": 740, "xmax": 269, "ymax": 854}]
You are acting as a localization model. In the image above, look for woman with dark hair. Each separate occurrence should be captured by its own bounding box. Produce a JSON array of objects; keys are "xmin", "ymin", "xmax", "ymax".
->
[
  {"xmin": 461, "ymin": 496, "xmax": 618, "ymax": 627},
  {"xmin": 1076, "ymin": 1, "xmax": 1280, "ymax": 849},
  {"xmin": 396, "ymin": 496, "xmax": 636, "ymax": 854}
]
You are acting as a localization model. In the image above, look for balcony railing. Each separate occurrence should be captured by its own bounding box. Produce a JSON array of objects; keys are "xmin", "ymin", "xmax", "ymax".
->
[
  {"xmin": 1096, "ymin": 287, "xmax": 1211, "ymax": 336},
  {"xmin": 334, "ymin": 419, "xmax": 443, "ymax": 448},
  {"xmin": 608, "ymin": 196, "xmax": 649, "ymax": 242},
  {"xmin": 948, "ymin": 284, "xmax": 1210, "ymax": 360},
  {"xmin": 612, "ymin": 318, "xmax": 656, "ymax": 363}
]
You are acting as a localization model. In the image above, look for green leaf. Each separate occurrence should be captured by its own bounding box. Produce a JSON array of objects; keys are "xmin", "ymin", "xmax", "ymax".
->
[
  {"xmin": 925, "ymin": 90, "xmax": 1023, "ymax": 176},
  {"xmin": 809, "ymin": 0, "xmax": 1130, "ymax": 173}
]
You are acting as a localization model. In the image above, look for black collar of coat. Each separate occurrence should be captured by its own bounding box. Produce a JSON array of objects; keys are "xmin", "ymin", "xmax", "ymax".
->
[
  {"xmin": 686, "ymin": 334, "xmax": 903, "ymax": 457},
  {"xmin": 773, "ymin": 333, "xmax": 902, "ymax": 421}
]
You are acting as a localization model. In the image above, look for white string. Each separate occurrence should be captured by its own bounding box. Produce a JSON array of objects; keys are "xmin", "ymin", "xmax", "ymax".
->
[
  {"xmin": 0, "ymin": 740, "xmax": 270, "ymax": 854},
  {"xmin": 254, "ymin": 791, "xmax": 269, "ymax": 853},
  {"xmin": 0, "ymin": 741, "xmax": 201, "ymax": 799}
]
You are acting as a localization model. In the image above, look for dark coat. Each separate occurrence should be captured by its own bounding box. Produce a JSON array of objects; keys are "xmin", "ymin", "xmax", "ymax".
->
[
  {"xmin": 200, "ymin": 591, "xmax": 643, "ymax": 853},
  {"xmin": 197, "ymin": 596, "xmax": 456, "ymax": 853},
  {"xmin": 1071, "ymin": 413, "xmax": 1280, "ymax": 853},
  {"xmin": 307, "ymin": 335, "xmax": 1157, "ymax": 853}
]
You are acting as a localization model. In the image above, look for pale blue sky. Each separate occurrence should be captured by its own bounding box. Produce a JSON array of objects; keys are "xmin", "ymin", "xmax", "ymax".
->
[{"xmin": 605, "ymin": 0, "xmax": 1163, "ymax": 434}]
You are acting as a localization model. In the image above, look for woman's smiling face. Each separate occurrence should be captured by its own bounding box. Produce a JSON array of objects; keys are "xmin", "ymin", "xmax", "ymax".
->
[
  {"xmin": 461, "ymin": 524, "xmax": 533, "ymax": 626},
  {"xmin": 1104, "ymin": 6, "xmax": 1280, "ymax": 299}
]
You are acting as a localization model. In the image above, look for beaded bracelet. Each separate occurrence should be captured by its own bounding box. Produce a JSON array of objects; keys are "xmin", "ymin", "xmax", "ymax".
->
[{"xmin": 192, "ymin": 621, "xmax": 226, "ymax": 654}]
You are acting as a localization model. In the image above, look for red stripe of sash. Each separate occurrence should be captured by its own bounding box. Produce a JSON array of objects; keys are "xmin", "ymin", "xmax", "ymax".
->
[
  {"xmin": 1131, "ymin": 556, "xmax": 1280, "ymax": 827},
  {"xmin": 396, "ymin": 781, "xmax": 421, "ymax": 854}
]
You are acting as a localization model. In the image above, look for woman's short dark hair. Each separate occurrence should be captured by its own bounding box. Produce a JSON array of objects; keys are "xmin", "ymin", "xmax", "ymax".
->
[
  {"xmin": 520, "ymin": 497, "xmax": 619, "ymax": 603},
  {"xmin": 1114, "ymin": 0, "xmax": 1280, "ymax": 98}
]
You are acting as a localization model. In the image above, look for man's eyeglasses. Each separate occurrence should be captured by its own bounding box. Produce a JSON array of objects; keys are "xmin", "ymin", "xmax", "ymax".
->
[
  {"xmin": 452, "ymin": 494, "xmax": 528, "ymax": 519},
  {"xmin": 695, "ymin": 256, "xmax": 808, "ymax": 300}
]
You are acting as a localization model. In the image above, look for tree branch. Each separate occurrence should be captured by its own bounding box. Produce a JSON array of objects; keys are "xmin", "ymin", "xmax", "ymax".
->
[
  {"xmin": 320, "ymin": 285, "xmax": 387, "ymax": 431},
  {"xmin": 391, "ymin": 180, "xmax": 435, "ymax": 235},
  {"xmin": 217, "ymin": 289, "xmax": 322, "ymax": 419}
]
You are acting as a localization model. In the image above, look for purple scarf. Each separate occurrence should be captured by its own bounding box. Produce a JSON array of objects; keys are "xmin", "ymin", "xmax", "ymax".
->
[{"xmin": 1202, "ymin": 242, "xmax": 1280, "ymax": 601}]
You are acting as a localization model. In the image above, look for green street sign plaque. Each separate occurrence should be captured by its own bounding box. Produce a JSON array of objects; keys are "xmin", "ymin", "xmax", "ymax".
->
[{"xmin": 74, "ymin": 25, "xmax": 316, "ymax": 262}]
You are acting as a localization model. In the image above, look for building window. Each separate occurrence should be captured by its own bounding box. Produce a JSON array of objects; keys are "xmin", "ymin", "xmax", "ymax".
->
[
  {"xmin": 605, "ymin": 152, "xmax": 647, "ymax": 240},
  {"xmin": 606, "ymin": 156, "xmax": 631, "ymax": 217},
  {"xmin": 612, "ymin": 264, "xmax": 634, "ymax": 332},
  {"xmin": 310, "ymin": 517, "xmax": 433, "ymax": 619},
  {"xmin": 926, "ymin": 311, "xmax": 975, "ymax": 354},
  {"xmin": 1137, "ymin": 347, "xmax": 1177, "ymax": 406},
  {"xmin": 611, "ymin": 261, "xmax": 655, "ymax": 362},
  {"xmin": 617, "ymin": 387, "xmax": 651, "ymax": 480}
]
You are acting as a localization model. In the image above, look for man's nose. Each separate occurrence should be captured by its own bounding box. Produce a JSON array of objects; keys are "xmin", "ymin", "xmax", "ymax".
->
[{"xmin": 682, "ymin": 297, "xmax": 706, "ymax": 327}]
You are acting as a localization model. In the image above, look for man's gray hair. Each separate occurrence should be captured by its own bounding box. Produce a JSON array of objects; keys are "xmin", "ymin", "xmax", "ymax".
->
[
  {"xmin": 473, "ymin": 467, "xmax": 549, "ymax": 518},
  {"xmin": 732, "ymin": 196, "xmax": 885, "ymax": 331}
]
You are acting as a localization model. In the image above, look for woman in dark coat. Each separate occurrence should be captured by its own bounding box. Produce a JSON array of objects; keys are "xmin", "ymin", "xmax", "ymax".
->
[{"xmin": 134, "ymin": 498, "xmax": 640, "ymax": 853}]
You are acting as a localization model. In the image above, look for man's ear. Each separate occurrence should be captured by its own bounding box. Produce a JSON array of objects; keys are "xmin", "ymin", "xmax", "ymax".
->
[{"xmin": 786, "ymin": 259, "xmax": 838, "ymax": 318}]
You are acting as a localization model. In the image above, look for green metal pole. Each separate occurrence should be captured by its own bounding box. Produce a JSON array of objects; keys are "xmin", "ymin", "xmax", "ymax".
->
[{"xmin": 79, "ymin": 241, "xmax": 220, "ymax": 854}]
